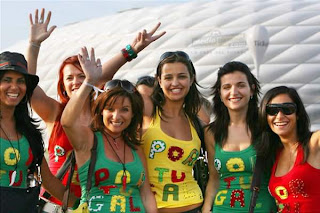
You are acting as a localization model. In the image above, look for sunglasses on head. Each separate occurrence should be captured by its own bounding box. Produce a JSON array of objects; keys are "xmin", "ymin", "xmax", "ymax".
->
[
  {"xmin": 136, "ymin": 76, "xmax": 155, "ymax": 87},
  {"xmin": 159, "ymin": 51, "xmax": 195, "ymax": 75},
  {"xmin": 159, "ymin": 51, "xmax": 191, "ymax": 62},
  {"xmin": 104, "ymin": 79, "xmax": 136, "ymax": 93},
  {"xmin": 266, "ymin": 102, "xmax": 297, "ymax": 116}
]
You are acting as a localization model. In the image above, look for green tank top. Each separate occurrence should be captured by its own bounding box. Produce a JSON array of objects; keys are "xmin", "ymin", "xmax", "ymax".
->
[
  {"xmin": 78, "ymin": 132, "xmax": 146, "ymax": 212},
  {"xmin": 212, "ymin": 143, "xmax": 276, "ymax": 212},
  {"xmin": 0, "ymin": 135, "xmax": 32, "ymax": 188}
]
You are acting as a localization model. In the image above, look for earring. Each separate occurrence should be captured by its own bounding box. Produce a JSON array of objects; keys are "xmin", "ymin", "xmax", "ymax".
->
[{"xmin": 250, "ymin": 96, "xmax": 253, "ymax": 100}]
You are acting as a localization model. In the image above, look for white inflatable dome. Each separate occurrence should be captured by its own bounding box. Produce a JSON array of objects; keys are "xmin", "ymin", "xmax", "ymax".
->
[{"xmin": 6, "ymin": 0, "xmax": 320, "ymax": 130}]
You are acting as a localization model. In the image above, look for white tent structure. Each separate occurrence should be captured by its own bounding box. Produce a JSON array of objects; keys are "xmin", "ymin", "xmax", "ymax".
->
[{"xmin": 6, "ymin": 0, "xmax": 320, "ymax": 130}]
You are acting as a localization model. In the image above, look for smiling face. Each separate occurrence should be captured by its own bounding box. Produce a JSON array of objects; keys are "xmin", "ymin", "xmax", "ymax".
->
[
  {"xmin": 62, "ymin": 64, "xmax": 86, "ymax": 98},
  {"xmin": 0, "ymin": 71, "xmax": 26, "ymax": 108},
  {"xmin": 267, "ymin": 93, "xmax": 298, "ymax": 140},
  {"xmin": 102, "ymin": 96, "xmax": 134, "ymax": 137},
  {"xmin": 220, "ymin": 71, "xmax": 253, "ymax": 113},
  {"xmin": 158, "ymin": 62, "xmax": 193, "ymax": 103}
]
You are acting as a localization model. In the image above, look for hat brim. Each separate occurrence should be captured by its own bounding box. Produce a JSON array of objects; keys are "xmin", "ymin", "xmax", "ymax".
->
[{"xmin": 0, "ymin": 67, "xmax": 39, "ymax": 92}]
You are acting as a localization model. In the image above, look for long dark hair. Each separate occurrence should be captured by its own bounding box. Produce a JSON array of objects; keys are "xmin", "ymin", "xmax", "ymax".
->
[
  {"xmin": 257, "ymin": 86, "xmax": 312, "ymax": 170},
  {"xmin": 208, "ymin": 61, "xmax": 261, "ymax": 146},
  {"xmin": 152, "ymin": 52, "xmax": 201, "ymax": 123},
  {"xmin": 0, "ymin": 71, "xmax": 44, "ymax": 173},
  {"xmin": 91, "ymin": 87, "xmax": 144, "ymax": 149}
]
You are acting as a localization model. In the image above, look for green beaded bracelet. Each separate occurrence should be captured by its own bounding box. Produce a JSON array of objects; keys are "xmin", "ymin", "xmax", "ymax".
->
[{"xmin": 125, "ymin": 45, "xmax": 137, "ymax": 59}]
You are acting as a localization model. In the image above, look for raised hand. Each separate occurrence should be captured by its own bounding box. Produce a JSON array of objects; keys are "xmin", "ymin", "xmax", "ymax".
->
[
  {"xmin": 131, "ymin": 22, "xmax": 166, "ymax": 53},
  {"xmin": 78, "ymin": 47, "xmax": 102, "ymax": 86},
  {"xmin": 29, "ymin": 8, "xmax": 56, "ymax": 45}
]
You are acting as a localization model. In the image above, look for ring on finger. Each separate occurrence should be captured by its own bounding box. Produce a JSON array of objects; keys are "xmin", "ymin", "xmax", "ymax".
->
[
  {"xmin": 97, "ymin": 64, "xmax": 102, "ymax": 67},
  {"xmin": 39, "ymin": 19, "xmax": 43, "ymax": 24},
  {"xmin": 86, "ymin": 57, "xmax": 90, "ymax": 61}
]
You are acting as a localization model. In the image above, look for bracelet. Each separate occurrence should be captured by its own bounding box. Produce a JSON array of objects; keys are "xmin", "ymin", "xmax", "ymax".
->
[
  {"xmin": 121, "ymin": 45, "xmax": 137, "ymax": 62},
  {"xmin": 125, "ymin": 45, "xmax": 137, "ymax": 59},
  {"xmin": 30, "ymin": 42, "xmax": 41, "ymax": 48},
  {"xmin": 121, "ymin": 48, "xmax": 131, "ymax": 61},
  {"xmin": 84, "ymin": 82, "xmax": 104, "ymax": 100}
]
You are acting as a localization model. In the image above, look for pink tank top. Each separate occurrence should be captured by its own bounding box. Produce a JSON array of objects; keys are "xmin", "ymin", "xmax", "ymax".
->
[{"xmin": 269, "ymin": 145, "xmax": 320, "ymax": 212}]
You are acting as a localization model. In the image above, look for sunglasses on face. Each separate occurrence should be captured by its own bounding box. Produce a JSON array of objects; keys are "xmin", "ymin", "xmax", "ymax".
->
[
  {"xmin": 266, "ymin": 102, "xmax": 297, "ymax": 116},
  {"xmin": 104, "ymin": 79, "xmax": 136, "ymax": 93}
]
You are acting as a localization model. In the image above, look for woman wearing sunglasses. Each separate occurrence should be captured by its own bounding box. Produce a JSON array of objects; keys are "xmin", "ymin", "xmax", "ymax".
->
[
  {"xmin": 26, "ymin": 8, "xmax": 164, "ymax": 211},
  {"xmin": 202, "ymin": 61, "xmax": 276, "ymax": 213},
  {"xmin": 61, "ymin": 47, "xmax": 157, "ymax": 212},
  {"xmin": 140, "ymin": 51, "xmax": 204, "ymax": 212},
  {"xmin": 257, "ymin": 86, "xmax": 320, "ymax": 212}
]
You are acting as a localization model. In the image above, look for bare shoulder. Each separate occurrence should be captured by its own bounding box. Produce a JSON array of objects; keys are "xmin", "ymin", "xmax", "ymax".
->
[{"xmin": 310, "ymin": 130, "xmax": 320, "ymax": 149}]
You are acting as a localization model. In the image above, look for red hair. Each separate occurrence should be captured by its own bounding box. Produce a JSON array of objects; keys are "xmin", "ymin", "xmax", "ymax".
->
[{"xmin": 57, "ymin": 56, "xmax": 83, "ymax": 104}]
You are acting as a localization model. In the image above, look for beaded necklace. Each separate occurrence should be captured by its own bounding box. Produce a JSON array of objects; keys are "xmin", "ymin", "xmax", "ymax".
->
[
  {"xmin": 104, "ymin": 132, "xmax": 127, "ymax": 191},
  {"xmin": 0, "ymin": 124, "xmax": 20, "ymax": 186}
]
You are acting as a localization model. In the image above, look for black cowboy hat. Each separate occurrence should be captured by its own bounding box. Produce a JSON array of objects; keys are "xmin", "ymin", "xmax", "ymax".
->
[{"xmin": 0, "ymin": 51, "xmax": 39, "ymax": 92}]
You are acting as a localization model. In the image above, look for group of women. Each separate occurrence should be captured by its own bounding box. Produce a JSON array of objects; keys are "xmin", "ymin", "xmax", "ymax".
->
[{"xmin": 1, "ymin": 8, "xmax": 319, "ymax": 213}]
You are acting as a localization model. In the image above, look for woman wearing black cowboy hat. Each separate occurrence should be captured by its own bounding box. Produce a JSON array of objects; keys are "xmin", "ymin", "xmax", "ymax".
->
[{"xmin": 0, "ymin": 51, "xmax": 77, "ymax": 212}]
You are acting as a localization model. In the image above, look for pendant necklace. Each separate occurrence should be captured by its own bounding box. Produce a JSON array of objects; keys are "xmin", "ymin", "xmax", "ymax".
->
[
  {"xmin": 103, "ymin": 131, "xmax": 122, "ymax": 149},
  {"xmin": 0, "ymin": 124, "xmax": 20, "ymax": 186},
  {"xmin": 105, "ymin": 135, "xmax": 127, "ymax": 191}
]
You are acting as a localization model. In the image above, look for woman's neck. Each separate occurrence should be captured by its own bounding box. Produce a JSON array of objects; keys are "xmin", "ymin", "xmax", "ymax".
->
[
  {"xmin": 162, "ymin": 101, "xmax": 185, "ymax": 118},
  {"xmin": 0, "ymin": 105, "xmax": 15, "ymax": 122},
  {"xmin": 228, "ymin": 109, "xmax": 247, "ymax": 126},
  {"xmin": 280, "ymin": 133, "xmax": 299, "ymax": 150}
]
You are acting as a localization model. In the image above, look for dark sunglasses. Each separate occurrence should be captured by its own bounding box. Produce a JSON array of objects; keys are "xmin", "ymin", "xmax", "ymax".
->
[
  {"xmin": 136, "ymin": 76, "xmax": 155, "ymax": 87},
  {"xmin": 159, "ymin": 51, "xmax": 195, "ymax": 74},
  {"xmin": 266, "ymin": 103, "xmax": 297, "ymax": 116},
  {"xmin": 104, "ymin": 79, "xmax": 136, "ymax": 93},
  {"xmin": 160, "ymin": 51, "xmax": 191, "ymax": 62}
]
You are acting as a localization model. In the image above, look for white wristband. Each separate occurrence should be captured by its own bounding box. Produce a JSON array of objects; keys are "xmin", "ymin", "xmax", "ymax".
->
[{"xmin": 84, "ymin": 82, "xmax": 104, "ymax": 100}]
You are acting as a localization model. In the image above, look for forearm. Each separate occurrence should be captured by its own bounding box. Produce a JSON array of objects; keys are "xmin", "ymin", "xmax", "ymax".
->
[
  {"xmin": 99, "ymin": 53, "xmax": 127, "ymax": 85},
  {"xmin": 41, "ymin": 158, "xmax": 78, "ymax": 207},
  {"xmin": 202, "ymin": 179, "xmax": 219, "ymax": 212},
  {"xmin": 61, "ymin": 81, "xmax": 92, "ymax": 128},
  {"xmin": 140, "ymin": 184, "xmax": 158, "ymax": 213},
  {"xmin": 26, "ymin": 42, "xmax": 40, "ymax": 75}
]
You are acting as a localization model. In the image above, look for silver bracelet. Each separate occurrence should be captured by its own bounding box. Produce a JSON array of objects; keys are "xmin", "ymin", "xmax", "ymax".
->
[{"xmin": 30, "ymin": 42, "xmax": 41, "ymax": 48}]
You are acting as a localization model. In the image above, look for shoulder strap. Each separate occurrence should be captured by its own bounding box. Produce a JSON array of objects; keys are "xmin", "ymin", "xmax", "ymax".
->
[
  {"xmin": 86, "ymin": 133, "xmax": 98, "ymax": 195},
  {"xmin": 62, "ymin": 151, "xmax": 76, "ymax": 212},
  {"xmin": 61, "ymin": 133, "xmax": 98, "ymax": 212},
  {"xmin": 41, "ymin": 152, "xmax": 75, "ymax": 200},
  {"xmin": 249, "ymin": 155, "xmax": 263, "ymax": 213},
  {"xmin": 193, "ymin": 117, "xmax": 206, "ymax": 156}
]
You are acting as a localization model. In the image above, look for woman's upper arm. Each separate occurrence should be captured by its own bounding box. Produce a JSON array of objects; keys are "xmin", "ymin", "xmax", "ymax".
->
[
  {"xmin": 204, "ymin": 127, "xmax": 219, "ymax": 182},
  {"xmin": 31, "ymin": 86, "xmax": 61, "ymax": 122}
]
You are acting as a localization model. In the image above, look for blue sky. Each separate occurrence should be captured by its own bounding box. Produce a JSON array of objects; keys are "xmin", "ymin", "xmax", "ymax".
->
[{"xmin": 1, "ymin": 0, "xmax": 193, "ymax": 50}]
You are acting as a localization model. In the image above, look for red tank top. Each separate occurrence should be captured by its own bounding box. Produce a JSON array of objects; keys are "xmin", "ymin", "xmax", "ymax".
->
[
  {"xmin": 41, "ymin": 108, "xmax": 81, "ymax": 204},
  {"xmin": 269, "ymin": 145, "xmax": 320, "ymax": 212}
]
